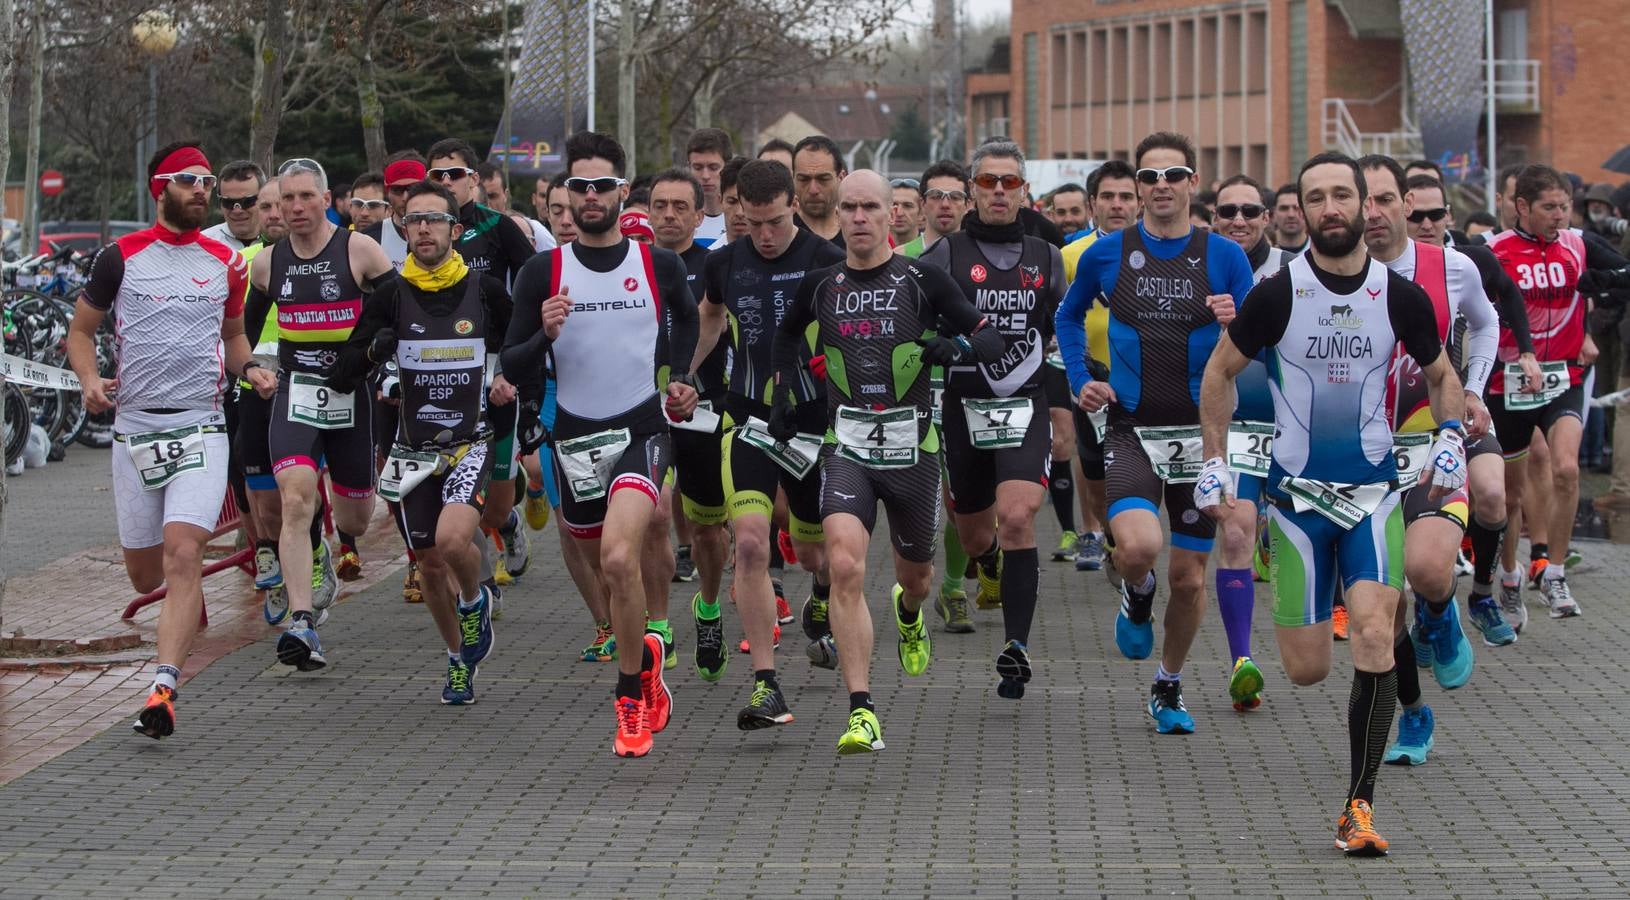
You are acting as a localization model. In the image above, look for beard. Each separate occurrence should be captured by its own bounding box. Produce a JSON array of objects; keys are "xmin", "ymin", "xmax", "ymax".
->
[
  {"xmin": 1308, "ymin": 210, "xmax": 1364, "ymax": 257},
  {"xmin": 161, "ymin": 189, "xmax": 209, "ymax": 230},
  {"xmin": 573, "ymin": 199, "xmax": 621, "ymax": 236}
]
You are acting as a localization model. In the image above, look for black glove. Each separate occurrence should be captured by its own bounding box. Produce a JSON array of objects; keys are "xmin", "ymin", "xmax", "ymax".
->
[
  {"xmin": 368, "ymin": 327, "xmax": 399, "ymax": 365},
  {"xmin": 1578, "ymin": 267, "xmax": 1630, "ymax": 296},
  {"xmin": 917, "ymin": 334, "xmax": 973, "ymax": 366},
  {"xmin": 766, "ymin": 391, "xmax": 798, "ymax": 442},
  {"xmin": 517, "ymin": 398, "xmax": 550, "ymax": 455}
]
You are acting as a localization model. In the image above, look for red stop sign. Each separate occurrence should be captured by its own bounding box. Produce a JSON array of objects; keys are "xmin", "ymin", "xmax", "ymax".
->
[{"xmin": 39, "ymin": 170, "xmax": 64, "ymax": 197}]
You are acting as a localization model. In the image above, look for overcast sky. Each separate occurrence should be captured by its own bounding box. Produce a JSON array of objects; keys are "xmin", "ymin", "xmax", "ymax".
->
[{"xmin": 907, "ymin": 0, "xmax": 1009, "ymax": 29}]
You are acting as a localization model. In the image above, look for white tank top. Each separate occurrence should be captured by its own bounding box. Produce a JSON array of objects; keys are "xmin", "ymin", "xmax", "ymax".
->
[{"xmin": 550, "ymin": 241, "xmax": 662, "ymax": 427}]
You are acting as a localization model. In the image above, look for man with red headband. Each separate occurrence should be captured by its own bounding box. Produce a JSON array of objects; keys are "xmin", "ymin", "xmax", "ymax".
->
[
  {"xmin": 66, "ymin": 141, "xmax": 278, "ymax": 739},
  {"xmin": 245, "ymin": 155, "xmax": 396, "ymax": 671}
]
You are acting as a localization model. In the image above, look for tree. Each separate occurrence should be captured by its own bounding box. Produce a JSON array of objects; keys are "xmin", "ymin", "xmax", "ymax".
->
[{"xmin": 889, "ymin": 102, "xmax": 930, "ymax": 160}]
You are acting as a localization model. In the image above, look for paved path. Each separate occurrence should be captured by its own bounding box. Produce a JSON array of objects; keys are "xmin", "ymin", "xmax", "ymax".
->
[{"xmin": 2, "ymin": 506, "xmax": 1629, "ymax": 897}]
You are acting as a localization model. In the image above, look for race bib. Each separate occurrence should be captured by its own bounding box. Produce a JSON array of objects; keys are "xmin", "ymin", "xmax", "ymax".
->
[
  {"xmin": 835, "ymin": 405, "xmax": 918, "ymax": 469},
  {"xmin": 736, "ymin": 417, "xmax": 823, "ymax": 480},
  {"xmin": 287, "ymin": 372, "xmax": 356, "ymax": 429},
  {"xmin": 1135, "ymin": 425, "xmax": 1205, "ymax": 483},
  {"xmin": 1226, "ymin": 421, "xmax": 1274, "ymax": 477},
  {"xmin": 670, "ymin": 399, "xmax": 721, "ymax": 434},
  {"xmin": 962, "ymin": 397, "xmax": 1033, "ymax": 450},
  {"xmin": 1086, "ymin": 406, "xmax": 1107, "ymax": 444},
  {"xmin": 377, "ymin": 446, "xmax": 443, "ymax": 503},
  {"xmin": 930, "ymin": 371, "xmax": 945, "ymax": 426},
  {"xmin": 1503, "ymin": 360, "xmax": 1569, "ymax": 411},
  {"xmin": 556, "ymin": 428, "xmax": 633, "ymax": 502},
  {"xmin": 1279, "ymin": 476, "xmax": 1391, "ymax": 530},
  {"xmin": 124, "ymin": 425, "xmax": 207, "ymax": 491},
  {"xmin": 1045, "ymin": 349, "xmax": 1066, "ymax": 371},
  {"xmin": 1390, "ymin": 431, "xmax": 1433, "ymax": 490}
]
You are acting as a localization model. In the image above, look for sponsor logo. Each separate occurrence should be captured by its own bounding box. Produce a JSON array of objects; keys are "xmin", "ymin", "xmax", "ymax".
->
[
  {"xmin": 409, "ymin": 323, "xmax": 426, "ymax": 333},
  {"xmin": 970, "ymin": 264, "xmax": 987, "ymax": 283},
  {"xmin": 578, "ymin": 297, "xmax": 649, "ymax": 312},
  {"xmin": 406, "ymin": 345, "xmax": 477, "ymax": 364},
  {"xmin": 417, "ymin": 405, "xmax": 465, "ymax": 426},
  {"xmin": 1018, "ymin": 265, "xmax": 1044, "ymax": 289},
  {"xmin": 1295, "ymin": 287, "xmax": 1316, "ymax": 298},
  {"xmin": 294, "ymin": 348, "xmax": 338, "ymax": 369},
  {"xmin": 1327, "ymin": 362, "xmax": 1351, "ymax": 383},
  {"xmin": 1366, "ymin": 288, "xmax": 1381, "ymax": 300},
  {"xmin": 1128, "ymin": 250, "xmax": 1146, "ymax": 270},
  {"xmin": 280, "ymin": 279, "xmax": 294, "ymax": 298},
  {"xmin": 624, "ymin": 277, "xmax": 639, "ymax": 292},
  {"xmin": 319, "ymin": 279, "xmax": 341, "ymax": 301},
  {"xmin": 454, "ymin": 319, "xmax": 474, "ymax": 335},
  {"xmin": 834, "ymin": 272, "xmax": 845, "ymax": 285},
  {"xmin": 1181, "ymin": 509, "xmax": 1199, "ymax": 524},
  {"xmin": 190, "ymin": 276, "xmax": 210, "ymax": 286},
  {"xmin": 769, "ymin": 270, "xmax": 806, "ymax": 282},
  {"xmin": 889, "ymin": 273, "xmax": 907, "ymax": 284},
  {"xmin": 1186, "ymin": 256, "xmax": 1201, "ymax": 269},
  {"xmin": 1318, "ymin": 304, "xmax": 1363, "ymax": 330},
  {"xmin": 833, "ymin": 490, "xmax": 857, "ymax": 500}
]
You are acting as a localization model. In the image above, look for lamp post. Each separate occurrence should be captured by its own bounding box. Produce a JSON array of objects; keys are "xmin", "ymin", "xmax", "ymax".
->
[{"xmin": 131, "ymin": 11, "xmax": 177, "ymax": 222}]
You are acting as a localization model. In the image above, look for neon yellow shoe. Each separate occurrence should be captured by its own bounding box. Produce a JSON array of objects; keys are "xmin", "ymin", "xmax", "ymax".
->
[
  {"xmin": 1228, "ymin": 656, "xmax": 1264, "ymax": 712},
  {"xmin": 836, "ymin": 707, "xmax": 885, "ymax": 755},
  {"xmin": 494, "ymin": 556, "xmax": 515, "ymax": 587},
  {"xmin": 524, "ymin": 487, "xmax": 551, "ymax": 531},
  {"xmin": 974, "ymin": 552, "xmax": 1002, "ymax": 609},
  {"xmin": 893, "ymin": 585, "xmax": 930, "ymax": 676}
]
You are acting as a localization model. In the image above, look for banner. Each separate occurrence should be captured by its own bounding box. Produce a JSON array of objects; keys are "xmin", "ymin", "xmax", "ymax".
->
[
  {"xmin": 1399, "ymin": 0, "xmax": 1486, "ymax": 185},
  {"xmin": 2, "ymin": 354, "xmax": 81, "ymax": 392},
  {"xmin": 489, "ymin": 0, "xmax": 593, "ymax": 177}
]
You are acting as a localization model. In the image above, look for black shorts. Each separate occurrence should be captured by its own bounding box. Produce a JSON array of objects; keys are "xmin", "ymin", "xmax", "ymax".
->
[
  {"xmin": 268, "ymin": 385, "xmax": 377, "ymax": 498},
  {"xmin": 236, "ymin": 388, "xmax": 276, "ymax": 487},
  {"xmin": 819, "ymin": 448, "xmax": 942, "ymax": 563},
  {"xmin": 372, "ymin": 395, "xmax": 399, "ymax": 463},
  {"xmin": 1103, "ymin": 423, "xmax": 1215, "ymax": 551},
  {"xmin": 554, "ymin": 429, "xmax": 670, "ymax": 540},
  {"xmin": 723, "ymin": 428, "xmax": 825, "ymax": 543},
  {"xmin": 1466, "ymin": 429, "xmax": 1501, "ymax": 460},
  {"xmin": 394, "ymin": 441, "xmax": 492, "ymax": 550},
  {"xmin": 942, "ymin": 388, "xmax": 1050, "ymax": 515},
  {"xmin": 1401, "ymin": 480, "xmax": 1469, "ymax": 529},
  {"xmin": 671, "ymin": 414, "xmax": 727, "ymax": 526},
  {"xmin": 1044, "ymin": 365, "xmax": 1071, "ymax": 410},
  {"xmin": 1488, "ymin": 383, "xmax": 1585, "ymax": 457},
  {"xmin": 1072, "ymin": 406, "xmax": 1106, "ymax": 480}
]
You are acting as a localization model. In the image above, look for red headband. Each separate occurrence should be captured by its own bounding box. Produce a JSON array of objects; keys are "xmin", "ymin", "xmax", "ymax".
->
[
  {"xmin": 619, "ymin": 210, "xmax": 654, "ymax": 241},
  {"xmin": 149, "ymin": 146, "xmax": 212, "ymax": 199},
  {"xmin": 384, "ymin": 159, "xmax": 427, "ymax": 185}
]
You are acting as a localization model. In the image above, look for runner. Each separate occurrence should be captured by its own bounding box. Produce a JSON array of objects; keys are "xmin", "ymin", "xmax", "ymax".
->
[
  {"xmin": 66, "ymin": 141, "xmax": 274, "ymax": 738},
  {"xmin": 246, "ymin": 156, "xmax": 395, "ymax": 670},
  {"xmin": 477, "ymin": 162, "xmax": 556, "ymax": 252},
  {"xmin": 756, "ymin": 138, "xmax": 795, "ymax": 173},
  {"xmin": 1044, "ymin": 182, "xmax": 1089, "ymax": 239},
  {"xmin": 1060, "ymin": 159, "xmax": 1140, "ymax": 574},
  {"xmin": 889, "ymin": 177, "xmax": 924, "ymax": 249},
  {"xmin": 362, "ymin": 154, "xmax": 428, "ymax": 272},
  {"xmin": 897, "ymin": 160, "xmax": 969, "ymax": 259},
  {"xmin": 327, "ymin": 180, "xmax": 512, "ymax": 704},
  {"xmin": 920, "ymin": 139, "xmax": 1065, "ymax": 698},
  {"xmin": 501, "ymin": 131, "xmax": 700, "ymax": 758},
  {"xmin": 771, "ymin": 169, "xmax": 1004, "ymax": 753},
  {"xmin": 1054, "ymin": 131, "xmax": 1253, "ymax": 735},
  {"xmin": 1484, "ymin": 164, "xmax": 1630, "ymax": 620},
  {"xmin": 1271, "ymin": 183, "xmax": 1309, "ymax": 254},
  {"xmin": 692, "ymin": 159, "xmax": 843, "ymax": 725},
  {"xmin": 542, "ymin": 171, "xmax": 580, "ymax": 245},
  {"xmin": 719, "ymin": 156, "xmax": 751, "ymax": 243},
  {"xmin": 1196, "ymin": 151, "xmax": 1467, "ymax": 856},
  {"xmin": 686, "ymin": 128, "xmax": 732, "ymax": 248},
  {"xmin": 202, "ymin": 160, "xmax": 265, "ymax": 251},
  {"xmin": 791, "ymin": 135, "xmax": 848, "ymax": 246},
  {"xmin": 347, "ymin": 171, "xmax": 392, "ymax": 233}
]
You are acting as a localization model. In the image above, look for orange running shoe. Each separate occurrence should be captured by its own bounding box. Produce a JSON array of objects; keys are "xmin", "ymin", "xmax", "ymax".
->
[
  {"xmin": 641, "ymin": 633, "xmax": 673, "ymax": 734},
  {"xmin": 738, "ymin": 624, "xmax": 782, "ymax": 655},
  {"xmin": 1332, "ymin": 605, "xmax": 1350, "ymax": 641},
  {"xmin": 335, "ymin": 546, "xmax": 363, "ymax": 582},
  {"xmin": 1335, "ymin": 799, "xmax": 1389, "ymax": 856},
  {"xmin": 778, "ymin": 528, "xmax": 798, "ymax": 566},
  {"xmin": 776, "ymin": 594, "xmax": 794, "ymax": 626},
  {"xmin": 1526, "ymin": 558, "xmax": 1549, "ymax": 591},
  {"xmin": 612, "ymin": 696, "xmax": 651, "ymax": 757},
  {"xmin": 131, "ymin": 685, "xmax": 176, "ymax": 739}
]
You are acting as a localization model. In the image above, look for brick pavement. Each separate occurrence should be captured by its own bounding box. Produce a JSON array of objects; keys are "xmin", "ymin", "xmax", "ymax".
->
[{"xmin": 0, "ymin": 514, "xmax": 1628, "ymax": 897}]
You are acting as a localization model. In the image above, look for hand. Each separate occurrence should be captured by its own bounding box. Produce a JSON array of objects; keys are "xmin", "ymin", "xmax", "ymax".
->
[
  {"xmin": 517, "ymin": 398, "xmax": 548, "ymax": 455},
  {"xmin": 917, "ymin": 334, "xmax": 972, "ymax": 366},
  {"xmin": 1462, "ymin": 392, "xmax": 1490, "ymax": 439},
  {"xmin": 1193, "ymin": 456, "xmax": 1235, "ymax": 519},
  {"xmin": 1577, "ymin": 267, "xmax": 1627, "ymax": 295},
  {"xmin": 665, "ymin": 379, "xmax": 698, "ymax": 421},
  {"xmin": 1516, "ymin": 353, "xmax": 1542, "ymax": 393},
  {"xmin": 808, "ymin": 353, "xmax": 827, "ymax": 381},
  {"xmin": 81, "ymin": 377, "xmax": 116, "ymax": 414},
  {"xmin": 247, "ymin": 365, "xmax": 278, "ymax": 400},
  {"xmin": 1580, "ymin": 333, "xmax": 1599, "ymax": 367},
  {"xmin": 1206, "ymin": 293, "xmax": 1236, "ymax": 326},
  {"xmin": 368, "ymin": 327, "xmax": 398, "ymax": 365},
  {"xmin": 766, "ymin": 392, "xmax": 798, "ymax": 441},
  {"xmin": 488, "ymin": 374, "xmax": 516, "ymax": 406},
  {"xmin": 1427, "ymin": 427, "xmax": 1468, "ymax": 500},
  {"xmin": 541, "ymin": 286, "xmax": 572, "ymax": 340},
  {"xmin": 1076, "ymin": 380, "xmax": 1115, "ymax": 412}
]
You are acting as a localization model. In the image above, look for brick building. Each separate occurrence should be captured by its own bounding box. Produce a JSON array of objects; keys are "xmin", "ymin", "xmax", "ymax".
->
[{"xmin": 968, "ymin": 0, "xmax": 1630, "ymax": 187}]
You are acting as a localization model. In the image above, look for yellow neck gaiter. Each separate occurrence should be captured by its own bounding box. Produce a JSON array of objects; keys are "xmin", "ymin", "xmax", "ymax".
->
[{"xmin": 402, "ymin": 249, "xmax": 470, "ymax": 292}]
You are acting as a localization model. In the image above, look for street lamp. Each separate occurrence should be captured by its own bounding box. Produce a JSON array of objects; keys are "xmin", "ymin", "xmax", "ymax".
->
[{"xmin": 132, "ymin": 11, "xmax": 177, "ymax": 222}]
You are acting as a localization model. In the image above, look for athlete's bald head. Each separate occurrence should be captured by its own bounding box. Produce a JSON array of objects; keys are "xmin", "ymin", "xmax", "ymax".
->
[
  {"xmin": 838, "ymin": 169, "xmax": 889, "ymax": 206},
  {"xmin": 836, "ymin": 169, "xmax": 892, "ymax": 260}
]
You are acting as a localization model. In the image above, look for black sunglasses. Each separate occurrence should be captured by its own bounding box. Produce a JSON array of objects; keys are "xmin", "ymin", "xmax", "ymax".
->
[
  {"xmin": 220, "ymin": 194, "xmax": 258, "ymax": 211},
  {"xmin": 1215, "ymin": 203, "xmax": 1265, "ymax": 221},
  {"xmin": 1406, "ymin": 207, "xmax": 1450, "ymax": 223}
]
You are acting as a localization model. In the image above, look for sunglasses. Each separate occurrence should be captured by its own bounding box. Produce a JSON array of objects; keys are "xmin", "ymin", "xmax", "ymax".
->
[
  {"xmin": 277, "ymin": 157, "xmax": 325, "ymax": 177},
  {"xmin": 350, "ymin": 198, "xmax": 392, "ymax": 211},
  {"xmin": 1406, "ymin": 207, "xmax": 1450, "ymax": 223},
  {"xmin": 1136, "ymin": 165, "xmax": 1196, "ymax": 185},
  {"xmin": 219, "ymin": 194, "xmax": 258, "ymax": 211},
  {"xmin": 403, "ymin": 211, "xmax": 458, "ymax": 226},
  {"xmin": 972, "ymin": 173, "xmax": 1024, "ymax": 191},
  {"xmin": 155, "ymin": 172, "xmax": 217, "ymax": 191},
  {"xmin": 924, "ymin": 188, "xmax": 968, "ymax": 202},
  {"xmin": 565, "ymin": 176, "xmax": 628, "ymax": 195},
  {"xmin": 890, "ymin": 178, "xmax": 921, "ymax": 189},
  {"xmin": 1215, "ymin": 203, "xmax": 1265, "ymax": 221},
  {"xmin": 387, "ymin": 183, "xmax": 415, "ymax": 196},
  {"xmin": 428, "ymin": 167, "xmax": 476, "ymax": 183}
]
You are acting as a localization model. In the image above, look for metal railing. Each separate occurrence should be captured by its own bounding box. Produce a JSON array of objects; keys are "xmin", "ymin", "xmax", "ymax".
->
[
  {"xmin": 1322, "ymin": 98, "xmax": 1422, "ymax": 160},
  {"xmin": 1492, "ymin": 59, "xmax": 1540, "ymax": 112}
]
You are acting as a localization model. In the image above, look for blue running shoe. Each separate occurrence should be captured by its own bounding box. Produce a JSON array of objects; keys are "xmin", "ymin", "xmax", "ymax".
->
[
  {"xmin": 1410, "ymin": 600, "xmax": 1432, "ymax": 668},
  {"xmin": 1467, "ymin": 594, "xmax": 1517, "ymax": 646},
  {"xmin": 441, "ymin": 657, "xmax": 476, "ymax": 705},
  {"xmin": 276, "ymin": 617, "xmax": 326, "ymax": 671},
  {"xmin": 996, "ymin": 640, "xmax": 1032, "ymax": 699},
  {"xmin": 1114, "ymin": 576, "xmax": 1155, "ymax": 660},
  {"xmin": 262, "ymin": 582, "xmax": 289, "ymax": 626},
  {"xmin": 1424, "ymin": 601, "xmax": 1473, "ymax": 689},
  {"xmin": 1146, "ymin": 679, "xmax": 1194, "ymax": 734},
  {"xmin": 1074, "ymin": 532, "xmax": 1105, "ymax": 571},
  {"xmin": 458, "ymin": 585, "xmax": 496, "ymax": 668},
  {"xmin": 254, "ymin": 546, "xmax": 283, "ymax": 591},
  {"xmin": 1383, "ymin": 705, "xmax": 1435, "ymax": 765}
]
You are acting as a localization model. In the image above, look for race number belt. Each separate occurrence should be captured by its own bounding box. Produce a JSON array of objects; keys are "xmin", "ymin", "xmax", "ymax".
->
[
  {"xmin": 116, "ymin": 424, "xmax": 224, "ymax": 490},
  {"xmin": 1225, "ymin": 421, "xmax": 1274, "ymax": 477},
  {"xmin": 930, "ymin": 370, "xmax": 945, "ymax": 427},
  {"xmin": 736, "ymin": 417, "xmax": 823, "ymax": 480},
  {"xmin": 962, "ymin": 397, "xmax": 1033, "ymax": 450},
  {"xmin": 1045, "ymin": 349, "xmax": 1066, "ymax": 371},
  {"xmin": 1086, "ymin": 406, "xmax": 1107, "ymax": 443},
  {"xmin": 286, "ymin": 372, "xmax": 356, "ymax": 429},
  {"xmin": 670, "ymin": 399, "xmax": 722, "ymax": 434},
  {"xmin": 1279, "ymin": 477, "xmax": 1392, "ymax": 529},
  {"xmin": 556, "ymin": 428, "xmax": 634, "ymax": 503},
  {"xmin": 1134, "ymin": 425, "xmax": 1204, "ymax": 483},
  {"xmin": 1390, "ymin": 431, "xmax": 1433, "ymax": 491},
  {"xmin": 1503, "ymin": 360, "xmax": 1569, "ymax": 411},
  {"xmin": 835, "ymin": 405, "xmax": 918, "ymax": 469},
  {"xmin": 377, "ymin": 442, "xmax": 476, "ymax": 503}
]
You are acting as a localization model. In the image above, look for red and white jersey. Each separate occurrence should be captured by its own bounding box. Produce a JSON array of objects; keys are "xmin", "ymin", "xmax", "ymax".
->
[
  {"xmin": 548, "ymin": 240, "xmax": 662, "ymax": 432},
  {"xmin": 1483, "ymin": 226, "xmax": 1587, "ymax": 393},
  {"xmin": 83, "ymin": 225, "xmax": 246, "ymax": 418}
]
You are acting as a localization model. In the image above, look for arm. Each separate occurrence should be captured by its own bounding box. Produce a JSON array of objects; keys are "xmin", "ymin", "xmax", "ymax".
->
[
  {"xmin": 690, "ymin": 251, "xmax": 729, "ymax": 371},
  {"xmin": 1450, "ymin": 252, "xmax": 1499, "ymax": 398},
  {"xmin": 1465, "ymin": 245, "xmax": 1535, "ymax": 354},
  {"xmin": 1421, "ymin": 352, "xmax": 1466, "ymax": 433},
  {"xmin": 499, "ymin": 254, "xmax": 554, "ymax": 400},
  {"xmin": 660, "ymin": 252, "xmax": 700, "ymax": 418},
  {"xmin": 918, "ymin": 262, "xmax": 1004, "ymax": 363},
  {"xmin": 771, "ymin": 275, "xmax": 820, "ymax": 398},
  {"xmin": 1392, "ymin": 276, "xmax": 1465, "ymax": 427},
  {"xmin": 1054, "ymin": 252, "xmax": 1098, "ymax": 396},
  {"xmin": 327, "ymin": 285, "xmax": 396, "ymax": 393},
  {"xmin": 1199, "ymin": 334, "xmax": 1254, "ymax": 459},
  {"xmin": 67, "ymin": 244, "xmax": 122, "ymax": 412}
]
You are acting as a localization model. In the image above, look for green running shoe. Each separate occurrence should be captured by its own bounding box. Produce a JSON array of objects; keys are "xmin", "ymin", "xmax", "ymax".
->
[
  {"xmin": 1052, "ymin": 530, "xmax": 1079, "ymax": 561},
  {"xmin": 893, "ymin": 585, "xmax": 930, "ymax": 676},
  {"xmin": 836, "ymin": 707, "xmax": 885, "ymax": 755},
  {"xmin": 646, "ymin": 619, "xmax": 677, "ymax": 670},
  {"xmin": 693, "ymin": 593, "xmax": 727, "ymax": 682},
  {"xmin": 1228, "ymin": 656, "xmax": 1264, "ymax": 711},
  {"xmin": 934, "ymin": 588, "xmax": 975, "ymax": 634}
]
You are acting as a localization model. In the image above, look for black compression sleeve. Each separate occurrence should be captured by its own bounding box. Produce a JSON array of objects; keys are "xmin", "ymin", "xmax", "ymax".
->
[
  {"xmin": 1475, "ymin": 248, "xmax": 1534, "ymax": 354},
  {"xmin": 772, "ymin": 276, "xmax": 820, "ymax": 396},
  {"xmin": 244, "ymin": 285, "xmax": 273, "ymax": 345},
  {"xmin": 1227, "ymin": 273, "xmax": 1293, "ymax": 358},
  {"xmin": 659, "ymin": 251, "xmax": 699, "ymax": 377},
  {"xmin": 500, "ymin": 253, "xmax": 554, "ymax": 396},
  {"xmin": 328, "ymin": 283, "xmax": 396, "ymax": 392},
  {"xmin": 81, "ymin": 243, "xmax": 124, "ymax": 311},
  {"xmin": 482, "ymin": 276, "xmax": 514, "ymax": 355}
]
